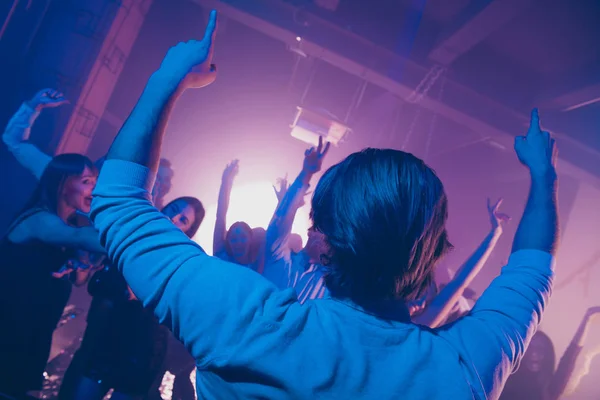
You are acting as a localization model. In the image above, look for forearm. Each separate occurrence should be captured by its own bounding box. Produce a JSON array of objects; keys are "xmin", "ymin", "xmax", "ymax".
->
[
  {"xmin": 73, "ymin": 227, "xmax": 106, "ymax": 254},
  {"xmin": 572, "ymin": 313, "xmax": 593, "ymax": 347},
  {"xmin": 3, "ymin": 103, "xmax": 51, "ymax": 179},
  {"xmin": 416, "ymin": 229, "xmax": 501, "ymax": 327},
  {"xmin": 457, "ymin": 228, "xmax": 502, "ymax": 281},
  {"xmin": 276, "ymin": 170, "xmax": 311, "ymax": 221},
  {"xmin": 266, "ymin": 170, "xmax": 311, "ymax": 254},
  {"xmin": 512, "ymin": 171, "xmax": 558, "ymax": 255},
  {"xmin": 106, "ymin": 71, "xmax": 183, "ymax": 171},
  {"xmin": 213, "ymin": 180, "xmax": 233, "ymax": 254},
  {"xmin": 548, "ymin": 342, "xmax": 584, "ymax": 400},
  {"xmin": 3, "ymin": 103, "xmax": 40, "ymax": 144}
]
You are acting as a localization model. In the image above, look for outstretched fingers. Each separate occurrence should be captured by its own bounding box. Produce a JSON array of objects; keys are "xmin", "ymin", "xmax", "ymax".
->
[
  {"xmin": 492, "ymin": 198, "xmax": 503, "ymax": 212},
  {"xmin": 321, "ymin": 141, "xmax": 331, "ymax": 158},
  {"xmin": 316, "ymin": 136, "xmax": 331, "ymax": 158}
]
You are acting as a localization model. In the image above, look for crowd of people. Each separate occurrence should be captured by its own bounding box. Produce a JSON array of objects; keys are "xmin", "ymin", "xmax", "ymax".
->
[{"xmin": 0, "ymin": 9, "xmax": 598, "ymax": 400}]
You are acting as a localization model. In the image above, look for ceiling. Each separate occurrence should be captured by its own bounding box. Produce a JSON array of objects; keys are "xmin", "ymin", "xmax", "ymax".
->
[
  {"xmin": 195, "ymin": 0, "xmax": 600, "ymax": 178},
  {"xmin": 319, "ymin": 0, "xmax": 600, "ymax": 172}
]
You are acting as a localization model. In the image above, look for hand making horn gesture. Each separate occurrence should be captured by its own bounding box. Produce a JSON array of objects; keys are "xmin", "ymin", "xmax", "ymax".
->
[
  {"xmin": 302, "ymin": 136, "xmax": 331, "ymax": 175},
  {"xmin": 159, "ymin": 9, "xmax": 218, "ymax": 89},
  {"xmin": 487, "ymin": 198, "xmax": 510, "ymax": 233}
]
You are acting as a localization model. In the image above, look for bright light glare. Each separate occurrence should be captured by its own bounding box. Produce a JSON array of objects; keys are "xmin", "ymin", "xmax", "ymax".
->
[
  {"xmin": 194, "ymin": 181, "xmax": 310, "ymax": 254},
  {"xmin": 296, "ymin": 36, "xmax": 302, "ymax": 42}
]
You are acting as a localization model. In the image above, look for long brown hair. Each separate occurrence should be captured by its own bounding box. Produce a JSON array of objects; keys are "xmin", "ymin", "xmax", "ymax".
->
[{"xmin": 23, "ymin": 153, "xmax": 97, "ymax": 214}]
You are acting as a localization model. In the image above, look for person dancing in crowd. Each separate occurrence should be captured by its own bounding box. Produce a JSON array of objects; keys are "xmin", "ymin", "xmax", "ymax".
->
[
  {"xmin": 500, "ymin": 306, "xmax": 600, "ymax": 400},
  {"xmin": 212, "ymin": 159, "xmax": 255, "ymax": 267},
  {"xmin": 90, "ymin": 11, "xmax": 559, "ymax": 399},
  {"xmin": 0, "ymin": 153, "xmax": 105, "ymax": 399},
  {"xmin": 58, "ymin": 195, "xmax": 205, "ymax": 400},
  {"xmin": 262, "ymin": 137, "xmax": 330, "ymax": 303},
  {"xmin": 2, "ymin": 88, "xmax": 175, "ymax": 209},
  {"xmin": 410, "ymin": 198, "xmax": 510, "ymax": 327}
]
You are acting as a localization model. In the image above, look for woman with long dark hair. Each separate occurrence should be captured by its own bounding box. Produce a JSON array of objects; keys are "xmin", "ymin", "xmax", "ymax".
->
[
  {"xmin": 0, "ymin": 153, "xmax": 104, "ymax": 399},
  {"xmin": 58, "ymin": 196, "xmax": 205, "ymax": 400},
  {"xmin": 3, "ymin": 88, "xmax": 175, "ymax": 210}
]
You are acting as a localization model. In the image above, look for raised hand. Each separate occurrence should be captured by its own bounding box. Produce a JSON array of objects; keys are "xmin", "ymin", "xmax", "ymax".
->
[
  {"xmin": 514, "ymin": 109, "xmax": 557, "ymax": 177},
  {"xmin": 487, "ymin": 198, "xmax": 510, "ymax": 232},
  {"xmin": 51, "ymin": 259, "xmax": 90, "ymax": 279},
  {"xmin": 159, "ymin": 10, "xmax": 218, "ymax": 88},
  {"xmin": 29, "ymin": 88, "xmax": 68, "ymax": 111},
  {"xmin": 585, "ymin": 306, "xmax": 600, "ymax": 322},
  {"xmin": 273, "ymin": 175, "xmax": 289, "ymax": 203},
  {"xmin": 303, "ymin": 136, "xmax": 331, "ymax": 174},
  {"xmin": 222, "ymin": 159, "xmax": 240, "ymax": 184}
]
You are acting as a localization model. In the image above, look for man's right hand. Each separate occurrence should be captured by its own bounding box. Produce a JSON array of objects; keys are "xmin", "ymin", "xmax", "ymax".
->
[
  {"xmin": 514, "ymin": 108, "xmax": 557, "ymax": 178},
  {"xmin": 28, "ymin": 88, "xmax": 68, "ymax": 111}
]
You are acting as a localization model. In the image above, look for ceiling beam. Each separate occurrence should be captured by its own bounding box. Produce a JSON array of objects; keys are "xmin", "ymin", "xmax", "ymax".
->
[
  {"xmin": 190, "ymin": 0, "xmax": 600, "ymax": 188},
  {"xmin": 428, "ymin": 0, "xmax": 533, "ymax": 66},
  {"xmin": 539, "ymin": 82, "xmax": 600, "ymax": 112}
]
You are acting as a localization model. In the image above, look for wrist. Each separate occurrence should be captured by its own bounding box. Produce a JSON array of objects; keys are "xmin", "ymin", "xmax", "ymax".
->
[
  {"xmin": 150, "ymin": 69, "xmax": 185, "ymax": 92},
  {"xmin": 299, "ymin": 169, "xmax": 313, "ymax": 185},
  {"xmin": 530, "ymin": 167, "xmax": 557, "ymax": 183},
  {"xmin": 221, "ymin": 177, "xmax": 234, "ymax": 188},
  {"xmin": 26, "ymin": 100, "xmax": 42, "ymax": 112},
  {"xmin": 490, "ymin": 226, "xmax": 503, "ymax": 237},
  {"xmin": 530, "ymin": 171, "xmax": 558, "ymax": 197}
]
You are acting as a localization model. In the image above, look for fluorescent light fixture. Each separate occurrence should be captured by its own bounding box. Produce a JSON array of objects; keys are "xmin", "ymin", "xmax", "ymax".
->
[{"xmin": 290, "ymin": 107, "xmax": 351, "ymax": 146}]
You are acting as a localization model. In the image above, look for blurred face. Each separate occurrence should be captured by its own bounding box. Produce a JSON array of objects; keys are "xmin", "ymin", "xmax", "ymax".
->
[
  {"xmin": 227, "ymin": 225, "xmax": 252, "ymax": 260},
  {"xmin": 162, "ymin": 199, "xmax": 196, "ymax": 235},
  {"xmin": 524, "ymin": 335, "xmax": 547, "ymax": 372},
  {"xmin": 304, "ymin": 228, "xmax": 327, "ymax": 264},
  {"xmin": 61, "ymin": 167, "xmax": 97, "ymax": 213}
]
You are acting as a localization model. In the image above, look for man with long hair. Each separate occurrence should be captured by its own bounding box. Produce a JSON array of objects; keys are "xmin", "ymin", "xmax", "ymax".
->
[{"xmin": 91, "ymin": 11, "xmax": 558, "ymax": 399}]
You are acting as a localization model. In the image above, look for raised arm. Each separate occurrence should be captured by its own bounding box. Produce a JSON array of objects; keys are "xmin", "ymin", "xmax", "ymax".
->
[
  {"xmin": 264, "ymin": 138, "xmax": 329, "ymax": 262},
  {"xmin": 439, "ymin": 109, "xmax": 559, "ymax": 399},
  {"xmin": 91, "ymin": 12, "xmax": 294, "ymax": 364},
  {"xmin": 213, "ymin": 160, "xmax": 238, "ymax": 255},
  {"xmin": 548, "ymin": 307, "xmax": 600, "ymax": 399},
  {"xmin": 413, "ymin": 198, "xmax": 509, "ymax": 328},
  {"xmin": 1, "ymin": 89, "xmax": 66, "ymax": 179},
  {"xmin": 9, "ymin": 211, "xmax": 105, "ymax": 253}
]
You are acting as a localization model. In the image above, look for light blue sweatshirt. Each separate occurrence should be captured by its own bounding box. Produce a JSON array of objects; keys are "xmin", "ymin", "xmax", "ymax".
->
[{"xmin": 92, "ymin": 159, "xmax": 555, "ymax": 400}]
